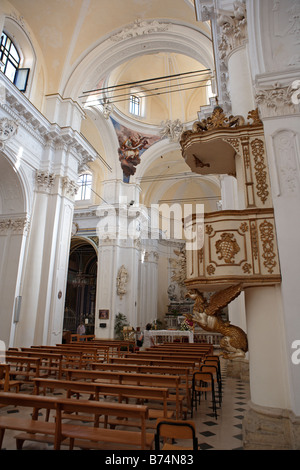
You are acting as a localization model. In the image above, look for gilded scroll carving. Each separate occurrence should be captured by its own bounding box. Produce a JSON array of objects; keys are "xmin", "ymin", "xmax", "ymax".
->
[
  {"xmin": 207, "ymin": 264, "xmax": 216, "ymax": 275},
  {"xmin": 250, "ymin": 221, "xmax": 259, "ymax": 260},
  {"xmin": 259, "ymin": 220, "xmax": 277, "ymax": 274},
  {"xmin": 251, "ymin": 138, "xmax": 269, "ymax": 204}
]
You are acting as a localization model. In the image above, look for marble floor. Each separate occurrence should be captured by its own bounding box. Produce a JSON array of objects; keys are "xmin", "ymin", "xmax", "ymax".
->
[{"xmin": 0, "ymin": 359, "xmax": 250, "ymax": 452}]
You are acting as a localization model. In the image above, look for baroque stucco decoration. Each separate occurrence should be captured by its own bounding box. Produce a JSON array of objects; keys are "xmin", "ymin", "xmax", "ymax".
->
[
  {"xmin": 170, "ymin": 247, "xmax": 187, "ymax": 287},
  {"xmin": 110, "ymin": 18, "xmax": 169, "ymax": 42},
  {"xmin": 116, "ymin": 265, "xmax": 129, "ymax": 299},
  {"xmin": 188, "ymin": 284, "xmax": 248, "ymax": 359},
  {"xmin": 0, "ymin": 117, "xmax": 18, "ymax": 149}
]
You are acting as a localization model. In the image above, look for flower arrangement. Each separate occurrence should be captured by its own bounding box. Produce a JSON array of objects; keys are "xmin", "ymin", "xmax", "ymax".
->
[{"xmin": 180, "ymin": 316, "xmax": 194, "ymax": 331}]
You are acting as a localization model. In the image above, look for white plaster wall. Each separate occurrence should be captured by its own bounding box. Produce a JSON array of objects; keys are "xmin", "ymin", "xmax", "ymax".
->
[{"xmin": 245, "ymin": 285, "xmax": 290, "ymax": 410}]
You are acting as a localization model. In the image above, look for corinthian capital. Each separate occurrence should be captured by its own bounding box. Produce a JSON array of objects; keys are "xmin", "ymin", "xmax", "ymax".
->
[
  {"xmin": 217, "ymin": 1, "xmax": 248, "ymax": 60},
  {"xmin": 62, "ymin": 176, "xmax": 78, "ymax": 200},
  {"xmin": 35, "ymin": 171, "xmax": 55, "ymax": 193}
]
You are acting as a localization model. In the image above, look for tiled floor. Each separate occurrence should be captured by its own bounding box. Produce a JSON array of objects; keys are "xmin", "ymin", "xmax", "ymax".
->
[
  {"xmin": 0, "ymin": 359, "xmax": 250, "ymax": 451},
  {"xmin": 192, "ymin": 359, "xmax": 249, "ymax": 450}
]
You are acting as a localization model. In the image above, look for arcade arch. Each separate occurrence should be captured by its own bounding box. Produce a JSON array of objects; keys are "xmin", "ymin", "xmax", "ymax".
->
[{"xmin": 64, "ymin": 237, "xmax": 98, "ymax": 335}]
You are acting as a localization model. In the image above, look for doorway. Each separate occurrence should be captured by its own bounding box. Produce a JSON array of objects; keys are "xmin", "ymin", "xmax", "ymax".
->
[{"xmin": 64, "ymin": 238, "xmax": 97, "ymax": 335}]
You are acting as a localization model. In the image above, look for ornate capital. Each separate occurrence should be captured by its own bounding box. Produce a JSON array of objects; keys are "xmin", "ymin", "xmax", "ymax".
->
[
  {"xmin": 35, "ymin": 171, "xmax": 55, "ymax": 193},
  {"xmin": 0, "ymin": 117, "xmax": 18, "ymax": 149},
  {"xmin": 255, "ymin": 82, "xmax": 300, "ymax": 118},
  {"xmin": 0, "ymin": 216, "xmax": 30, "ymax": 235},
  {"xmin": 217, "ymin": 1, "xmax": 248, "ymax": 60},
  {"xmin": 62, "ymin": 176, "xmax": 78, "ymax": 200}
]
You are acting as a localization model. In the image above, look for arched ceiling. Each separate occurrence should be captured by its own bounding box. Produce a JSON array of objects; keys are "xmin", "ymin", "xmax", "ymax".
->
[
  {"xmin": 5, "ymin": 0, "xmax": 219, "ymax": 210},
  {"xmin": 103, "ymin": 52, "xmax": 212, "ymax": 127}
]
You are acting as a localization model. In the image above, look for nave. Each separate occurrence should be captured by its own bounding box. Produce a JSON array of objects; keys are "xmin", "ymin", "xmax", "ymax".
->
[{"xmin": 0, "ymin": 344, "xmax": 250, "ymax": 451}]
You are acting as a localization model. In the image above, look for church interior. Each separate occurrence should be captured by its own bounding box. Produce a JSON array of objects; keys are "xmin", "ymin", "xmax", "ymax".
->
[{"xmin": 0, "ymin": 0, "xmax": 299, "ymax": 451}]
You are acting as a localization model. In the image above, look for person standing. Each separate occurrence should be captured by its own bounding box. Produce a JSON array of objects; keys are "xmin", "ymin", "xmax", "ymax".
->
[{"xmin": 77, "ymin": 322, "xmax": 86, "ymax": 336}]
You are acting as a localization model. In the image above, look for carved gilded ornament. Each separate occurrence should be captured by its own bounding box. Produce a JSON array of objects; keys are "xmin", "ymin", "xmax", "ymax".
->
[
  {"xmin": 215, "ymin": 233, "xmax": 240, "ymax": 264},
  {"xmin": 207, "ymin": 264, "xmax": 215, "ymax": 276},
  {"xmin": 259, "ymin": 220, "xmax": 277, "ymax": 274},
  {"xmin": 251, "ymin": 139, "xmax": 269, "ymax": 204},
  {"xmin": 188, "ymin": 285, "xmax": 248, "ymax": 359},
  {"xmin": 180, "ymin": 107, "xmax": 262, "ymax": 145}
]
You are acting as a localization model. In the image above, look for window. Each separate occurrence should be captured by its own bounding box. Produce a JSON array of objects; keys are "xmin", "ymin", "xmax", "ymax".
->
[
  {"xmin": 0, "ymin": 32, "xmax": 30, "ymax": 92},
  {"xmin": 75, "ymin": 174, "xmax": 92, "ymax": 201},
  {"xmin": 129, "ymin": 94, "xmax": 140, "ymax": 116},
  {"xmin": 0, "ymin": 32, "xmax": 20, "ymax": 82}
]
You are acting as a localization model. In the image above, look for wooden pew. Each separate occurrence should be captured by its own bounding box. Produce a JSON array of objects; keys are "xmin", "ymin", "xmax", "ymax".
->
[
  {"xmin": 109, "ymin": 356, "xmax": 196, "ymax": 370},
  {"xmin": 91, "ymin": 362, "xmax": 192, "ymax": 408},
  {"xmin": 64, "ymin": 368, "xmax": 184, "ymax": 419},
  {"xmin": 151, "ymin": 343, "xmax": 214, "ymax": 354},
  {"xmin": 70, "ymin": 334, "xmax": 95, "ymax": 342},
  {"xmin": 0, "ymin": 392, "xmax": 59, "ymax": 449},
  {"xmin": 54, "ymin": 398, "xmax": 154, "ymax": 450},
  {"xmin": 89, "ymin": 339, "xmax": 136, "ymax": 355},
  {"xmin": 32, "ymin": 377, "xmax": 173, "ymax": 423},
  {"xmin": 26, "ymin": 347, "xmax": 102, "ymax": 370},
  {"xmin": 127, "ymin": 351, "xmax": 204, "ymax": 366},
  {"xmin": 3, "ymin": 356, "xmax": 41, "ymax": 387},
  {"xmin": 0, "ymin": 364, "xmax": 22, "ymax": 395},
  {"xmin": 0, "ymin": 392, "xmax": 154, "ymax": 450},
  {"xmin": 10, "ymin": 350, "xmax": 64, "ymax": 379}
]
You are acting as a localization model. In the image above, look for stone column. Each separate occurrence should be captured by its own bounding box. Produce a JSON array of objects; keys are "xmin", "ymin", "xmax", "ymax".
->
[
  {"xmin": 241, "ymin": 82, "xmax": 300, "ymax": 449},
  {"xmin": 95, "ymin": 180, "xmax": 145, "ymax": 338},
  {"xmin": 14, "ymin": 171, "xmax": 55, "ymax": 347},
  {"xmin": 219, "ymin": 174, "xmax": 248, "ymax": 378},
  {"xmin": 138, "ymin": 242, "xmax": 159, "ymax": 330},
  {"xmin": 242, "ymin": 0, "xmax": 300, "ymax": 448}
]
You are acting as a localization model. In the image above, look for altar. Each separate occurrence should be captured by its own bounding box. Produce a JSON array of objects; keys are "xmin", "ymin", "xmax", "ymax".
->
[{"xmin": 144, "ymin": 329, "xmax": 194, "ymax": 347}]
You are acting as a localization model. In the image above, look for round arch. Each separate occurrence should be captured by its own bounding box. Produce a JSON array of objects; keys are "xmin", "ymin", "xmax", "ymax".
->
[
  {"xmin": 63, "ymin": 21, "xmax": 214, "ymax": 103},
  {"xmin": 0, "ymin": 148, "xmax": 29, "ymax": 215},
  {"xmin": 64, "ymin": 236, "xmax": 98, "ymax": 336}
]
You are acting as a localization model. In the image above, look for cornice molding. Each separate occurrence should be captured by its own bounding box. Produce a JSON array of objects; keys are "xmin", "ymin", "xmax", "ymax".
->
[{"xmin": 0, "ymin": 73, "xmax": 98, "ymax": 168}]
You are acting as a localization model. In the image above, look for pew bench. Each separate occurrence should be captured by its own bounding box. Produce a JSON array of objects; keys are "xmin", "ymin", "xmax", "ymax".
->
[
  {"xmin": 10, "ymin": 350, "xmax": 64, "ymax": 379},
  {"xmin": 54, "ymin": 398, "xmax": 154, "ymax": 450},
  {"xmin": 0, "ymin": 392, "xmax": 59, "ymax": 449},
  {"xmin": 32, "ymin": 377, "xmax": 173, "ymax": 427},
  {"xmin": 3, "ymin": 357, "xmax": 41, "ymax": 388},
  {"xmin": 0, "ymin": 364, "xmax": 22, "ymax": 395},
  {"xmin": 64, "ymin": 368, "xmax": 186, "ymax": 419},
  {"xmin": 91, "ymin": 362, "xmax": 193, "ymax": 408},
  {"xmin": 0, "ymin": 392, "xmax": 154, "ymax": 450}
]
